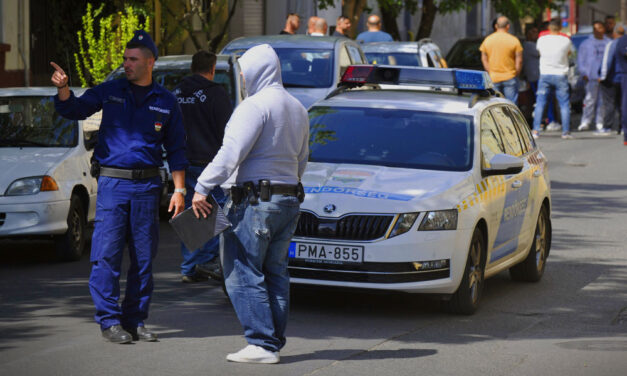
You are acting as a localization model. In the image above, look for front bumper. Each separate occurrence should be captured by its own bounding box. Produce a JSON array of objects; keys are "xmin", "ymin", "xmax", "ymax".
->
[
  {"xmin": 288, "ymin": 227, "xmax": 473, "ymax": 294},
  {"xmin": 0, "ymin": 195, "xmax": 70, "ymax": 236}
]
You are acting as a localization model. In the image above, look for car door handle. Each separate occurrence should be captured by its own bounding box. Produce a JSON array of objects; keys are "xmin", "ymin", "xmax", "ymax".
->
[
  {"xmin": 511, "ymin": 180, "xmax": 523, "ymax": 189},
  {"xmin": 533, "ymin": 169, "xmax": 542, "ymax": 177}
]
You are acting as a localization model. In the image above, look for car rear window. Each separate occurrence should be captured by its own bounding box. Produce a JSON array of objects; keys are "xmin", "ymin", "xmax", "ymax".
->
[
  {"xmin": 0, "ymin": 96, "xmax": 77, "ymax": 147},
  {"xmin": 365, "ymin": 52, "xmax": 421, "ymax": 66},
  {"xmin": 309, "ymin": 106, "xmax": 473, "ymax": 171}
]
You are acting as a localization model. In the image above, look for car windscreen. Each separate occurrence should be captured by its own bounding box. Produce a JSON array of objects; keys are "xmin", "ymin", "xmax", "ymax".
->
[
  {"xmin": 365, "ymin": 52, "xmax": 421, "ymax": 66},
  {"xmin": 109, "ymin": 68, "xmax": 235, "ymax": 105},
  {"xmin": 0, "ymin": 96, "xmax": 77, "ymax": 147},
  {"xmin": 309, "ymin": 106, "xmax": 473, "ymax": 171},
  {"xmin": 446, "ymin": 40, "xmax": 482, "ymax": 69}
]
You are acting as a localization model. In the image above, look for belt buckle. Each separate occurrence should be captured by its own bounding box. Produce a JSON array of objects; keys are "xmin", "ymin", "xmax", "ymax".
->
[{"xmin": 132, "ymin": 169, "xmax": 142, "ymax": 179}]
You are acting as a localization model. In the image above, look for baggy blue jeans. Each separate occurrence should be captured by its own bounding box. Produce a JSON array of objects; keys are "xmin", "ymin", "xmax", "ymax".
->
[
  {"xmin": 89, "ymin": 176, "xmax": 161, "ymax": 330},
  {"xmin": 533, "ymin": 74, "xmax": 571, "ymax": 134},
  {"xmin": 494, "ymin": 77, "xmax": 519, "ymax": 104},
  {"xmin": 180, "ymin": 165, "xmax": 226, "ymax": 276},
  {"xmin": 222, "ymin": 194, "xmax": 301, "ymax": 352}
]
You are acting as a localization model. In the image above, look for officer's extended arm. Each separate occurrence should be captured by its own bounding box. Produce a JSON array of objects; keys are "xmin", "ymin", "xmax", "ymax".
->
[{"xmin": 50, "ymin": 62, "xmax": 70, "ymax": 101}]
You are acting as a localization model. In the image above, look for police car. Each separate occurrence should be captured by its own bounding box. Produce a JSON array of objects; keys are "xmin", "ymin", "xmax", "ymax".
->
[{"xmin": 290, "ymin": 65, "xmax": 552, "ymax": 314}]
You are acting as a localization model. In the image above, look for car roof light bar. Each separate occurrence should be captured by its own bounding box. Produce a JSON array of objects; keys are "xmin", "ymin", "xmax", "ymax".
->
[{"xmin": 339, "ymin": 65, "xmax": 494, "ymax": 93}]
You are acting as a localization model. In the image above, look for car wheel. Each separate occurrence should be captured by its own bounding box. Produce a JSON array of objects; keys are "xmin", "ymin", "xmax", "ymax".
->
[
  {"xmin": 54, "ymin": 195, "xmax": 86, "ymax": 262},
  {"xmin": 509, "ymin": 206, "xmax": 549, "ymax": 282},
  {"xmin": 445, "ymin": 227, "xmax": 485, "ymax": 315}
]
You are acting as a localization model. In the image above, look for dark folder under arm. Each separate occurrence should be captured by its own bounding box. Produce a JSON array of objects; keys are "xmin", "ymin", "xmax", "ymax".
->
[{"xmin": 169, "ymin": 194, "xmax": 231, "ymax": 251}]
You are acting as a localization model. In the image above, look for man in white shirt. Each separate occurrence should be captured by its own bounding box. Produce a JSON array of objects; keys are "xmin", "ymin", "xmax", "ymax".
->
[{"xmin": 532, "ymin": 19, "xmax": 574, "ymax": 139}]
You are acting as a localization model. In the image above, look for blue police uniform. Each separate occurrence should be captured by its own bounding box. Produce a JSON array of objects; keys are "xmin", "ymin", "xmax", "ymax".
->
[{"xmin": 54, "ymin": 78, "xmax": 187, "ymax": 330}]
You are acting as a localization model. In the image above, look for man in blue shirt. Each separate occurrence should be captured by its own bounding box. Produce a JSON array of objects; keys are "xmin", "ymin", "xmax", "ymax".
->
[
  {"xmin": 51, "ymin": 30, "xmax": 188, "ymax": 343},
  {"xmin": 598, "ymin": 24, "xmax": 625, "ymax": 135},
  {"xmin": 356, "ymin": 15, "xmax": 393, "ymax": 43}
]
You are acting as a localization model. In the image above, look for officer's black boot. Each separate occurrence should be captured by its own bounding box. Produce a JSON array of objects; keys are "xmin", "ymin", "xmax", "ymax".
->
[
  {"xmin": 123, "ymin": 325, "xmax": 158, "ymax": 342},
  {"xmin": 102, "ymin": 325, "xmax": 132, "ymax": 344}
]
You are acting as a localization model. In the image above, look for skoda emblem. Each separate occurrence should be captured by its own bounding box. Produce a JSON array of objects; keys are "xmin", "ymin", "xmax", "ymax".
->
[{"xmin": 323, "ymin": 204, "xmax": 336, "ymax": 214}]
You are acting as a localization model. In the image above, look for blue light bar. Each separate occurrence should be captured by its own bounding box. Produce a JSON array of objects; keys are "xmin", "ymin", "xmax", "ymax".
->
[{"xmin": 340, "ymin": 65, "xmax": 494, "ymax": 92}]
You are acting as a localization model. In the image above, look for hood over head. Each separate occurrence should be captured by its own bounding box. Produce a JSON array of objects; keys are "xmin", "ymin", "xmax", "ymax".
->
[{"xmin": 238, "ymin": 44, "xmax": 283, "ymax": 96}]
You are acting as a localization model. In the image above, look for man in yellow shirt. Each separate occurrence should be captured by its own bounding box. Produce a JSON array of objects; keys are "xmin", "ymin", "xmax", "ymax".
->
[{"xmin": 480, "ymin": 16, "xmax": 523, "ymax": 103}]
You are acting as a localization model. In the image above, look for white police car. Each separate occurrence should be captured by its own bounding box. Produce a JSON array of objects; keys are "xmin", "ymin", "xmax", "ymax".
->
[
  {"xmin": 0, "ymin": 87, "xmax": 98, "ymax": 261},
  {"xmin": 289, "ymin": 65, "xmax": 552, "ymax": 314}
]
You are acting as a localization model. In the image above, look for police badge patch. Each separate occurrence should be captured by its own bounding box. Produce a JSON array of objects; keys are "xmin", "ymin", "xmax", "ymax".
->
[{"xmin": 154, "ymin": 122, "xmax": 162, "ymax": 131}]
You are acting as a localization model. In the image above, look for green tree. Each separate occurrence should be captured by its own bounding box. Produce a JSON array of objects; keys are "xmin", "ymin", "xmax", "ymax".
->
[{"xmin": 74, "ymin": 3, "xmax": 150, "ymax": 87}]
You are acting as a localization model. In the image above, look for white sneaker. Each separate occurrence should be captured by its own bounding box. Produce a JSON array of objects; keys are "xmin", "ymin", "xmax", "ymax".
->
[
  {"xmin": 226, "ymin": 345, "xmax": 280, "ymax": 364},
  {"xmin": 561, "ymin": 133, "xmax": 574, "ymax": 139},
  {"xmin": 546, "ymin": 122, "xmax": 562, "ymax": 131},
  {"xmin": 595, "ymin": 123, "xmax": 603, "ymax": 130},
  {"xmin": 577, "ymin": 123, "xmax": 590, "ymax": 131}
]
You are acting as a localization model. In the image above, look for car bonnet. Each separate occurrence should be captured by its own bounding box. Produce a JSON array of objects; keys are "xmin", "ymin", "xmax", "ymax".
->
[
  {"xmin": 301, "ymin": 162, "xmax": 474, "ymax": 216},
  {"xmin": 0, "ymin": 148, "xmax": 70, "ymax": 194}
]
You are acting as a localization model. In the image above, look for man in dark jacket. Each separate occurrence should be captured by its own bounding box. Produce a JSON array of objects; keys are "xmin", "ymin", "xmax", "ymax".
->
[{"xmin": 173, "ymin": 50, "xmax": 233, "ymax": 282}]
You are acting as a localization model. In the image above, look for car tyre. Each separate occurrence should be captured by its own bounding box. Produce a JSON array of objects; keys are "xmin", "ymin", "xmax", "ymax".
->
[
  {"xmin": 54, "ymin": 195, "xmax": 86, "ymax": 262},
  {"xmin": 445, "ymin": 227, "xmax": 485, "ymax": 315},
  {"xmin": 509, "ymin": 206, "xmax": 550, "ymax": 282}
]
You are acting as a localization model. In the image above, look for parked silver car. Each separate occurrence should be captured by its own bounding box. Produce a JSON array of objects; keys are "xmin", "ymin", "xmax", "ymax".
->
[
  {"xmin": 221, "ymin": 35, "xmax": 367, "ymax": 108},
  {"xmin": 363, "ymin": 39, "xmax": 448, "ymax": 68}
]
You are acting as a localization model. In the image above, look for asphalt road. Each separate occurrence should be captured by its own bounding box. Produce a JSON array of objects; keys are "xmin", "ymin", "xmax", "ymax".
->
[{"xmin": 1, "ymin": 130, "xmax": 626, "ymax": 376}]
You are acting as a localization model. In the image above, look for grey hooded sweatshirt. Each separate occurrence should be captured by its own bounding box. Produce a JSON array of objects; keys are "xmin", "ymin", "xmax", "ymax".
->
[{"xmin": 195, "ymin": 44, "xmax": 309, "ymax": 195}]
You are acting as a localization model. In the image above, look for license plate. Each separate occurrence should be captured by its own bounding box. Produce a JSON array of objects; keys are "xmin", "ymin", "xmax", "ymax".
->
[{"xmin": 289, "ymin": 241, "xmax": 364, "ymax": 263}]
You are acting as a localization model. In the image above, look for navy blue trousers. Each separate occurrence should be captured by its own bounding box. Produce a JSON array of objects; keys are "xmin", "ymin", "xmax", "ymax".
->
[{"xmin": 88, "ymin": 176, "xmax": 161, "ymax": 330}]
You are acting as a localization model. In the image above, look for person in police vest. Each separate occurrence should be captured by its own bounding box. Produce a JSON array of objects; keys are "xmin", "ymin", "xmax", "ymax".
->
[
  {"xmin": 173, "ymin": 50, "xmax": 233, "ymax": 283},
  {"xmin": 51, "ymin": 30, "xmax": 188, "ymax": 344}
]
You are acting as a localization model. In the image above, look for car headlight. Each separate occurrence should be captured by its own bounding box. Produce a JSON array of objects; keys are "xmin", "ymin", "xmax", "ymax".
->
[
  {"xmin": 388, "ymin": 212, "xmax": 419, "ymax": 238},
  {"xmin": 418, "ymin": 209, "xmax": 458, "ymax": 231},
  {"xmin": 5, "ymin": 176, "xmax": 59, "ymax": 196}
]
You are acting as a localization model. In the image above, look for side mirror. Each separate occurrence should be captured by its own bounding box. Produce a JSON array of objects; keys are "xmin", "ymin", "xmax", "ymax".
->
[
  {"xmin": 483, "ymin": 153, "xmax": 523, "ymax": 176},
  {"xmin": 84, "ymin": 131, "xmax": 98, "ymax": 151}
]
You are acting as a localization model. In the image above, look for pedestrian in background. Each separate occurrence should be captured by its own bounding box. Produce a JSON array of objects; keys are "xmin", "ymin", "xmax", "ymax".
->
[
  {"xmin": 333, "ymin": 15, "xmax": 351, "ymax": 38},
  {"xmin": 310, "ymin": 17, "xmax": 328, "ymax": 36},
  {"xmin": 577, "ymin": 21, "xmax": 611, "ymax": 132},
  {"xmin": 191, "ymin": 44, "xmax": 309, "ymax": 364},
  {"xmin": 532, "ymin": 19, "xmax": 573, "ymax": 139},
  {"xmin": 173, "ymin": 50, "xmax": 233, "ymax": 283},
  {"xmin": 480, "ymin": 16, "xmax": 523, "ymax": 104},
  {"xmin": 306, "ymin": 16, "xmax": 319, "ymax": 35},
  {"xmin": 51, "ymin": 30, "xmax": 187, "ymax": 344},
  {"xmin": 605, "ymin": 15, "xmax": 616, "ymax": 39},
  {"xmin": 614, "ymin": 25, "xmax": 627, "ymax": 145},
  {"xmin": 280, "ymin": 13, "xmax": 300, "ymax": 35},
  {"xmin": 356, "ymin": 15, "xmax": 393, "ymax": 42},
  {"xmin": 598, "ymin": 23, "xmax": 625, "ymax": 136},
  {"xmin": 522, "ymin": 25, "xmax": 541, "ymax": 123}
]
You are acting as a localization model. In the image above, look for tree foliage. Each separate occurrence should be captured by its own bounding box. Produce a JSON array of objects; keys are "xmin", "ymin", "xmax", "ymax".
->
[
  {"xmin": 160, "ymin": 0, "xmax": 239, "ymax": 53},
  {"xmin": 74, "ymin": 3, "xmax": 150, "ymax": 87}
]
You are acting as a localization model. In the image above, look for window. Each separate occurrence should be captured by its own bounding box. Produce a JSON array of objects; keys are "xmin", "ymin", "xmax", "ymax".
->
[
  {"xmin": 480, "ymin": 110, "xmax": 505, "ymax": 168},
  {"xmin": 489, "ymin": 106, "xmax": 523, "ymax": 157},
  {"xmin": 346, "ymin": 44, "xmax": 364, "ymax": 64},
  {"xmin": 505, "ymin": 106, "xmax": 535, "ymax": 152},
  {"xmin": 309, "ymin": 106, "xmax": 473, "ymax": 171}
]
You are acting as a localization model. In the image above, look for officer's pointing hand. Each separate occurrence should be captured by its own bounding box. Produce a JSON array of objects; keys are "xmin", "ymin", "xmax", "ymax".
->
[
  {"xmin": 50, "ymin": 62, "xmax": 69, "ymax": 88},
  {"xmin": 192, "ymin": 192, "xmax": 213, "ymax": 219}
]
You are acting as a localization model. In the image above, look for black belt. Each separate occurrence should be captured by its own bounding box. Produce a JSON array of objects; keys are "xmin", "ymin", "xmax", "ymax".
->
[
  {"xmin": 99, "ymin": 166, "xmax": 160, "ymax": 180},
  {"xmin": 230, "ymin": 182, "xmax": 302, "ymax": 204}
]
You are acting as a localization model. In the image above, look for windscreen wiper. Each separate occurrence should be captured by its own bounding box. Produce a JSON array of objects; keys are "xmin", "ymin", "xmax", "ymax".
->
[{"xmin": 8, "ymin": 139, "xmax": 49, "ymax": 147}]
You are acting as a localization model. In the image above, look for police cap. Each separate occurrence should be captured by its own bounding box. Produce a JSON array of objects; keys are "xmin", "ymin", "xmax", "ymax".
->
[{"xmin": 126, "ymin": 30, "xmax": 158, "ymax": 60}]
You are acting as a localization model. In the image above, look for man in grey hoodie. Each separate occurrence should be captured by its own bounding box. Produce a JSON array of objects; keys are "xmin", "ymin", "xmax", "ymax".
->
[{"xmin": 191, "ymin": 44, "xmax": 309, "ymax": 364}]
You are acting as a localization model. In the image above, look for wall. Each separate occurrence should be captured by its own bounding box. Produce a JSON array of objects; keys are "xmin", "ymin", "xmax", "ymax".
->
[{"xmin": 1, "ymin": 0, "xmax": 29, "ymax": 71}]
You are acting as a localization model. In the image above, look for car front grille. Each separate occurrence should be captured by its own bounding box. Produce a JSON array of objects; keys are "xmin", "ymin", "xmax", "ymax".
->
[
  {"xmin": 294, "ymin": 212, "xmax": 394, "ymax": 241},
  {"xmin": 288, "ymin": 260, "xmax": 450, "ymax": 284}
]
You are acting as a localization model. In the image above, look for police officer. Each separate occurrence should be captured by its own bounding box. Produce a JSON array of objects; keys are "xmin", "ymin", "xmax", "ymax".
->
[
  {"xmin": 173, "ymin": 50, "xmax": 233, "ymax": 283},
  {"xmin": 51, "ymin": 30, "xmax": 187, "ymax": 343},
  {"xmin": 191, "ymin": 44, "xmax": 309, "ymax": 364}
]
